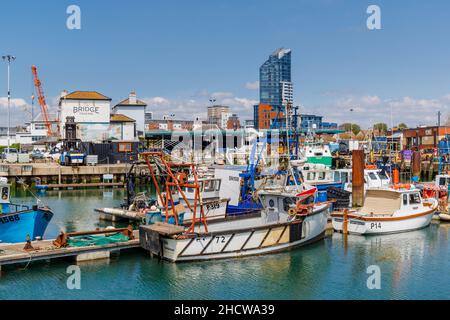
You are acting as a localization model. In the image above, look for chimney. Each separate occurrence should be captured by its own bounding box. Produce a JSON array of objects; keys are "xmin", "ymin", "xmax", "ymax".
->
[
  {"xmin": 60, "ymin": 90, "xmax": 68, "ymax": 99},
  {"xmin": 129, "ymin": 91, "xmax": 137, "ymax": 104}
]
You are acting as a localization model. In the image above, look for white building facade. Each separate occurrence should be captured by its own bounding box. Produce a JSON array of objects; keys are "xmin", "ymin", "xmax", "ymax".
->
[
  {"xmin": 59, "ymin": 91, "xmax": 112, "ymax": 142},
  {"xmin": 112, "ymin": 92, "xmax": 147, "ymax": 137}
]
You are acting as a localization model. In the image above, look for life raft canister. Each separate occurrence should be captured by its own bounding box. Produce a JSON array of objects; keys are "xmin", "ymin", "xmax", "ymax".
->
[{"xmin": 393, "ymin": 183, "xmax": 411, "ymax": 190}]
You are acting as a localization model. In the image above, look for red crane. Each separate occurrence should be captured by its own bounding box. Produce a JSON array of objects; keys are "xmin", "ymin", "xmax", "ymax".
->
[{"xmin": 31, "ymin": 65, "xmax": 53, "ymax": 136}]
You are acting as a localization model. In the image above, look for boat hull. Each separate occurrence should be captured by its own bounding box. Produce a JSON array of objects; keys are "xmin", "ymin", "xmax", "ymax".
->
[
  {"xmin": 0, "ymin": 208, "xmax": 53, "ymax": 243},
  {"xmin": 438, "ymin": 213, "xmax": 450, "ymax": 222},
  {"xmin": 141, "ymin": 206, "xmax": 329, "ymax": 262},
  {"xmin": 331, "ymin": 210, "xmax": 435, "ymax": 235}
]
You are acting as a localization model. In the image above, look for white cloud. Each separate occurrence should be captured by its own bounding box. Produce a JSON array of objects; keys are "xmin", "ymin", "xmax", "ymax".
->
[
  {"xmin": 313, "ymin": 93, "xmax": 450, "ymax": 128},
  {"xmin": 0, "ymin": 97, "xmax": 33, "ymax": 126},
  {"xmin": 245, "ymin": 81, "xmax": 259, "ymax": 90},
  {"xmin": 143, "ymin": 91, "xmax": 257, "ymax": 121},
  {"xmin": 144, "ymin": 96, "xmax": 170, "ymax": 106}
]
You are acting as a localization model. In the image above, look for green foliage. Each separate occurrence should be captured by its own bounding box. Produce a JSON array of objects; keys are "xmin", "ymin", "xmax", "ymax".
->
[
  {"xmin": 0, "ymin": 143, "xmax": 20, "ymax": 153},
  {"xmin": 351, "ymin": 124, "xmax": 361, "ymax": 135},
  {"xmin": 373, "ymin": 123, "xmax": 388, "ymax": 133}
]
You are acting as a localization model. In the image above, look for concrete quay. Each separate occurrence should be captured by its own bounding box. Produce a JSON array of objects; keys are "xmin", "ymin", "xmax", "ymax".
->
[{"xmin": 0, "ymin": 162, "xmax": 151, "ymax": 187}]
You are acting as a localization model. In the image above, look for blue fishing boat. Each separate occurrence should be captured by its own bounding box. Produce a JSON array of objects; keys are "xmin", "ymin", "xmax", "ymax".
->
[{"xmin": 0, "ymin": 178, "xmax": 53, "ymax": 244}]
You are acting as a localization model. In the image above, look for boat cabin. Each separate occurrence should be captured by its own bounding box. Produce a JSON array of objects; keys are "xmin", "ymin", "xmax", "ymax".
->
[
  {"xmin": 359, "ymin": 188, "xmax": 424, "ymax": 217},
  {"xmin": 334, "ymin": 169, "xmax": 390, "ymax": 192},
  {"xmin": 300, "ymin": 163, "xmax": 335, "ymax": 186},
  {"xmin": 435, "ymin": 174, "xmax": 450, "ymax": 188},
  {"xmin": 0, "ymin": 178, "xmax": 10, "ymax": 204},
  {"xmin": 302, "ymin": 144, "xmax": 332, "ymax": 167},
  {"xmin": 184, "ymin": 177, "xmax": 221, "ymax": 200}
]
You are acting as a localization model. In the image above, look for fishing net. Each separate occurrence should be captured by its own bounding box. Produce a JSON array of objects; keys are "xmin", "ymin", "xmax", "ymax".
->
[{"xmin": 67, "ymin": 233, "xmax": 130, "ymax": 247}]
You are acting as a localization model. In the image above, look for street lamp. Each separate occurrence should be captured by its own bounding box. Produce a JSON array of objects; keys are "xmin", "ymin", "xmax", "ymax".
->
[
  {"xmin": 2, "ymin": 55, "xmax": 16, "ymax": 153},
  {"xmin": 208, "ymin": 98, "xmax": 216, "ymax": 125}
]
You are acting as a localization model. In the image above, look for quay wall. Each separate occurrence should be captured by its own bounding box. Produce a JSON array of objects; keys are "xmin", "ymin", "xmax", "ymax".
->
[{"xmin": 0, "ymin": 163, "xmax": 151, "ymax": 188}]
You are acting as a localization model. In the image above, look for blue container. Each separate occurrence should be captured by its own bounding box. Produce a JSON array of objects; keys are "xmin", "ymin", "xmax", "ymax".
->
[
  {"xmin": 161, "ymin": 213, "xmax": 185, "ymax": 225},
  {"xmin": 317, "ymin": 191, "xmax": 327, "ymax": 202},
  {"xmin": 145, "ymin": 211, "xmax": 162, "ymax": 225}
]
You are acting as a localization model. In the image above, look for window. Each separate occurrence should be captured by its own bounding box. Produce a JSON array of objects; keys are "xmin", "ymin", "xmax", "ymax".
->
[
  {"xmin": 1, "ymin": 187, "xmax": 9, "ymax": 201},
  {"xmin": 215, "ymin": 180, "xmax": 221, "ymax": 191},
  {"xmin": 378, "ymin": 171, "xmax": 389, "ymax": 180},
  {"xmin": 368, "ymin": 172, "xmax": 378, "ymax": 180},
  {"xmin": 34, "ymin": 123, "xmax": 46, "ymax": 130},
  {"xmin": 403, "ymin": 194, "xmax": 408, "ymax": 205},
  {"xmin": 204, "ymin": 180, "xmax": 216, "ymax": 193},
  {"xmin": 118, "ymin": 143, "xmax": 132, "ymax": 153},
  {"xmin": 409, "ymin": 193, "xmax": 421, "ymax": 204},
  {"xmin": 318, "ymin": 172, "xmax": 326, "ymax": 180},
  {"xmin": 307, "ymin": 172, "xmax": 315, "ymax": 181}
]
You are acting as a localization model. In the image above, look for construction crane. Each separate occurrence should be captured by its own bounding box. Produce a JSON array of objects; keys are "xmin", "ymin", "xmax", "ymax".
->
[{"xmin": 31, "ymin": 65, "xmax": 53, "ymax": 136}]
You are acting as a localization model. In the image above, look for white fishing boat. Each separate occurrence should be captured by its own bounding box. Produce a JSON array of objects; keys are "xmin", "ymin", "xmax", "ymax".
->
[
  {"xmin": 300, "ymin": 143, "xmax": 332, "ymax": 167},
  {"xmin": 331, "ymin": 186, "xmax": 438, "ymax": 235},
  {"xmin": 139, "ymin": 186, "xmax": 330, "ymax": 262},
  {"xmin": 334, "ymin": 168, "xmax": 391, "ymax": 192}
]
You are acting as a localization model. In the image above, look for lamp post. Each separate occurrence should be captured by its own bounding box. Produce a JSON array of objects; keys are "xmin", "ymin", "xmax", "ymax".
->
[
  {"xmin": 208, "ymin": 98, "xmax": 216, "ymax": 125},
  {"xmin": 2, "ymin": 55, "xmax": 16, "ymax": 153}
]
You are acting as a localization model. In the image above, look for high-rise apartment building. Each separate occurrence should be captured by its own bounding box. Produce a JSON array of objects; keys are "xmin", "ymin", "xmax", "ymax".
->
[
  {"xmin": 259, "ymin": 48, "xmax": 292, "ymax": 109},
  {"xmin": 255, "ymin": 48, "xmax": 292, "ymax": 129}
]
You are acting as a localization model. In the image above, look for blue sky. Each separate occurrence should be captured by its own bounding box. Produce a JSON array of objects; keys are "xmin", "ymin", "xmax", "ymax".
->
[{"xmin": 0, "ymin": 0, "xmax": 449, "ymax": 127}]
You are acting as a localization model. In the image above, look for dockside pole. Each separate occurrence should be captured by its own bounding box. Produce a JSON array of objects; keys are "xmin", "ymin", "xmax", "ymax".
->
[
  {"xmin": 352, "ymin": 149, "xmax": 365, "ymax": 207},
  {"xmin": 412, "ymin": 151, "xmax": 421, "ymax": 182}
]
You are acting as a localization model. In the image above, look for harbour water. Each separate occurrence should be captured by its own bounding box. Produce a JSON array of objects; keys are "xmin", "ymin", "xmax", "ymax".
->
[{"xmin": 0, "ymin": 188, "xmax": 449, "ymax": 300}]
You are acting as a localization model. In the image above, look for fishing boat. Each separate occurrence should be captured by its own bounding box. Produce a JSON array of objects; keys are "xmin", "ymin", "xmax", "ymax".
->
[
  {"xmin": 297, "ymin": 163, "xmax": 342, "ymax": 191},
  {"xmin": 331, "ymin": 186, "xmax": 438, "ymax": 235},
  {"xmin": 139, "ymin": 183, "xmax": 330, "ymax": 262},
  {"xmin": 419, "ymin": 174, "xmax": 450, "ymax": 220},
  {"xmin": 300, "ymin": 143, "xmax": 333, "ymax": 167},
  {"xmin": 0, "ymin": 177, "xmax": 53, "ymax": 244},
  {"xmin": 334, "ymin": 168, "xmax": 391, "ymax": 192}
]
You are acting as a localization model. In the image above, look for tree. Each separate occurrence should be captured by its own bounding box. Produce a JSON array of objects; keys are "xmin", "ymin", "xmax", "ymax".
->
[
  {"xmin": 351, "ymin": 124, "xmax": 361, "ymax": 135},
  {"xmin": 340, "ymin": 123, "xmax": 361, "ymax": 135},
  {"xmin": 398, "ymin": 123, "xmax": 408, "ymax": 129},
  {"xmin": 373, "ymin": 123, "xmax": 388, "ymax": 134}
]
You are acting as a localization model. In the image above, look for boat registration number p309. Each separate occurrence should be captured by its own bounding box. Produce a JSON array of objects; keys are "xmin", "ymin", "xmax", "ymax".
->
[
  {"xmin": 205, "ymin": 202, "xmax": 220, "ymax": 211},
  {"xmin": 0, "ymin": 214, "xmax": 20, "ymax": 224}
]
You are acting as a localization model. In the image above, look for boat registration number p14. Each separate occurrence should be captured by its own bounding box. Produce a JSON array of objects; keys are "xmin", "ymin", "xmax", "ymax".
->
[
  {"xmin": 0, "ymin": 214, "xmax": 20, "ymax": 224},
  {"xmin": 370, "ymin": 222, "xmax": 382, "ymax": 230}
]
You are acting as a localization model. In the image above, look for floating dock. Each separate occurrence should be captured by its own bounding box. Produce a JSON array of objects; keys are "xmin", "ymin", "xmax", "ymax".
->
[{"xmin": 0, "ymin": 230, "xmax": 140, "ymax": 271}]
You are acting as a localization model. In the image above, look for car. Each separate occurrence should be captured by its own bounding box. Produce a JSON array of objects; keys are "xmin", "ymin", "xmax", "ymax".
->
[
  {"xmin": 1, "ymin": 148, "xmax": 18, "ymax": 160},
  {"xmin": 43, "ymin": 147, "xmax": 61, "ymax": 162},
  {"xmin": 30, "ymin": 149, "xmax": 45, "ymax": 160}
]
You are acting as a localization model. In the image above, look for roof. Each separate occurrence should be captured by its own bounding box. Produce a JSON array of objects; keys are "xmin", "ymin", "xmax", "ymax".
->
[
  {"xmin": 61, "ymin": 91, "xmax": 111, "ymax": 101},
  {"xmin": 113, "ymin": 97, "xmax": 147, "ymax": 108},
  {"xmin": 110, "ymin": 114, "xmax": 136, "ymax": 122}
]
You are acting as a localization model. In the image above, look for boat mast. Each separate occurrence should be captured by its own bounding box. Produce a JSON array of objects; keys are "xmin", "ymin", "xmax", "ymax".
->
[{"xmin": 285, "ymin": 101, "xmax": 300, "ymax": 191}]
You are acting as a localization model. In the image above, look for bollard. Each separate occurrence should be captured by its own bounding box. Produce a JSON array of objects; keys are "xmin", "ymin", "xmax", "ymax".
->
[{"xmin": 352, "ymin": 150, "xmax": 365, "ymax": 207}]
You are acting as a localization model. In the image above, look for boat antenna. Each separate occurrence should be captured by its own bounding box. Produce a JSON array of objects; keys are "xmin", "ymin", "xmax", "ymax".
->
[{"xmin": 15, "ymin": 177, "xmax": 44, "ymax": 206}]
